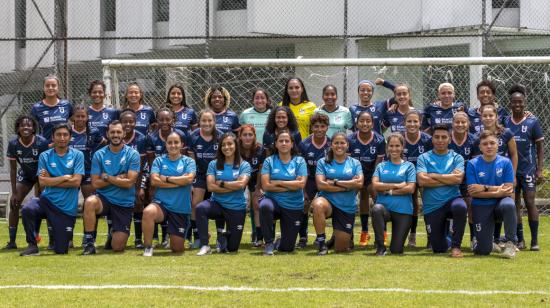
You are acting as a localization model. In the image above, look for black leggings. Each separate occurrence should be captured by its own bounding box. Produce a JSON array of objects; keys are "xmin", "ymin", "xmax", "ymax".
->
[
  {"xmin": 371, "ymin": 204, "xmax": 411, "ymax": 254},
  {"xmin": 195, "ymin": 200, "xmax": 246, "ymax": 252}
]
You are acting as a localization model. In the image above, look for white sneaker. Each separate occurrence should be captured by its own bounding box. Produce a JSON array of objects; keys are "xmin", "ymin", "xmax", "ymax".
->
[
  {"xmin": 143, "ymin": 246, "xmax": 154, "ymax": 257},
  {"xmin": 196, "ymin": 245, "xmax": 211, "ymax": 256},
  {"xmin": 492, "ymin": 242, "xmax": 502, "ymax": 253},
  {"xmin": 502, "ymin": 241, "xmax": 517, "ymax": 259}
]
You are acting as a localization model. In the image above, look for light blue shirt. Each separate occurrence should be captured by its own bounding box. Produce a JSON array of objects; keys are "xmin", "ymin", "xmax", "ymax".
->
[
  {"xmin": 91, "ymin": 145, "xmax": 141, "ymax": 207},
  {"xmin": 316, "ymin": 157, "xmax": 363, "ymax": 214},
  {"xmin": 261, "ymin": 155, "xmax": 308, "ymax": 210},
  {"xmin": 416, "ymin": 150, "xmax": 464, "ymax": 214},
  {"xmin": 207, "ymin": 159, "xmax": 251, "ymax": 210},
  {"xmin": 37, "ymin": 148, "xmax": 84, "ymax": 216},
  {"xmin": 151, "ymin": 155, "xmax": 196, "ymax": 214},
  {"xmin": 373, "ymin": 161, "xmax": 416, "ymax": 215}
]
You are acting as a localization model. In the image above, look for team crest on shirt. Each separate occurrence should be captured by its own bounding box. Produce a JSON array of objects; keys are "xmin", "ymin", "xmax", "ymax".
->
[
  {"xmin": 498, "ymin": 139, "xmax": 503, "ymax": 147},
  {"xmin": 140, "ymin": 113, "xmax": 146, "ymax": 120},
  {"xmin": 32, "ymin": 148, "xmax": 38, "ymax": 156},
  {"xmin": 102, "ymin": 113, "xmax": 108, "ymax": 119},
  {"xmin": 288, "ymin": 168, "xmax": 295, "ymax": 175},
  {"xmin": 370, "ymin": 106, "xmax": 376, "ymax": 112},
  {"xmin": 335, "ymin": 116, "xmax": 342, "ymax": 123},
  {"xmin": 223, "ymin": 116, "xmax": 229, "ymax": 123},
  {"xmin": 120, "ymin": 157, "xmax": 126, "ymax": 165},
  {"xmin": 496, "ymin": 168, "xmax": 503, "ymax": 177},
  {"xmin": 182, "ymin": 114, "xmax": 187, "ymax": 120},
  {"xmin": 213, "ymin": 144, "xmax": 218, "ymax": 150},
  {"xmin": 418, "ymin": 146, "xmax": 425, "ymax": 153},
  {"xmin": 464, "ymin": 147, "xmax": 471, "ymax": 155},
  {"xmin": 370, "ymin": 147, "xmax": 376, "ymax": 155},
  {"xmin": 66, "ymin": 159, "xmax": 74, "ymax": 168},
  {"xmin": 177, "ymin": 164, "xmax": 184, "ymax": 172},
  {"xmin": 59, "ymin": 107, "xmax": 65, "ymax": 113},
  {"xmin": 299, "ymin": 109, "xmax": 305, "ymax": 115},
  {"xmin": 252, "ymin": 157, "xmax": 258, "ymax": 165},
  {"xmin": 232, "ymin": 170, "xmax": 239, "ymax": 178},
  {"xmin": 522, "ymin": 125, "xmax": 528, "ymax": 133},
  {"xmin": 344, "ymin": 167, "xmax": 352, "ymax": 175},
  {"xmin": 478, "ymin": 171, "xmax": 485, "ymax": 177}
]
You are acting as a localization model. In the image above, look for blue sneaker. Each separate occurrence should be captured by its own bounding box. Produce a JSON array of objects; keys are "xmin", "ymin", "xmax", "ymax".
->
[{"xmin": 264, "ymin": 242, "xmax": 275, "ymax": 256}]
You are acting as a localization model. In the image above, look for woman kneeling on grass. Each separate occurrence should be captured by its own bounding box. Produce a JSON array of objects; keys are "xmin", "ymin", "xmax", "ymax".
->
[
  {"xmin": 371, "ymin": 133, "xmax": 416, "ymax": 256},
  {"xmin": 142, "ymin": 132, "xmax": 196, "ymax": 256},
  {"xmin": 196, "ymin": 133, "xmax": 251, "ymax": 256},
  {"xmin": 259, "ymin": 129, "xmax": 308, "ymax": 256},
  {"xmin": 311, "ymin": 132, "xmax": 364, "ymax": 256}
]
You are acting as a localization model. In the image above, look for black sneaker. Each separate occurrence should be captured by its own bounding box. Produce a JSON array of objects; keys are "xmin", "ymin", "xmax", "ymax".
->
[
  {"xmin": 3, "ymin": 242, "xmax": 17, "ymax": 250},
  {"xmin": 530, "ymin": 240, "xmax": 540, "ymax": 251},
  {"xmin": 375, "ymin": 247, "xmax": 387, "ymax": 256},
  {"xmin": 20, "ymin": 245, "xmax": 39, "ymax": 256},
  {"xmin": 296, "ymin": 237, "xmax": 307, "ymax": 249},
  {"xmin": 135, "ymin": 240, "xmax": 144, "ymax": 249},
  {"xmin": 104, "ymin": 236, "xmax": 112, "ymax": 250},
  {"xmin": 47, "ymin": 242, "xmax": 55, "ymax": 250},
  {"xmin": 82, "ymin": 244, "xmax": 96, "ymax": 255},
  {"xmin": 317, "ymin": 242, "xmax": 328, "ymax": 256}
]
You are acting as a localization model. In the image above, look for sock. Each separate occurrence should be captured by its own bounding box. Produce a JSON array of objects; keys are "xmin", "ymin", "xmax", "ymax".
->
[
  {"xmin": 411, "ymin": 216, "xmax": 418, "ymax": 234},
  {"xmin": 360, "ymin": 214, "xmax": 369, "ymax": 232},
  {"xmin": 35, "ymin": 218, "xmax": 42, "ymax": 236},
  {"xmin": 493, "ymin": 222, "xmax": 502, "ymax": 241},
  {"xmin": 255, "ymin": 226, "xmax": 263, "ymax": 241},
  {"xmin": 133, "ymin": 212, "xmax": 143, "ymax": 242},
  {"xmin": 186, "ymin": 221, "xmax": 192, "ymax": 241},
  {"xmin": 191, "ymin": 220, "xmax": 198, "ymax": 241},
  {"xmin": 469, "ymin": 223, "xmax": 475, "ymax": 241},
  {"xmin": 153, "ymin": 223, "xmax": 159, "ymax": 240},
  {"xmin": 517, "ymin": 223, "xmax": 524, "ymax": 243},
  {"xmin": 161, "ymin": 224, "xmax": 168, "ymax": 242},
  {"xmin": 299, "ymin": 213, "xmax": 309, "ymax": 238},
  {"xmin": 83, "ymin": 231, "xmax": 95, "ymax": 246},
  {"xmin": 9, "ymin": 226, "xmax": 17, "ymax": 243},
  {"xmin": 316, "ymin": 233, "xmax": 326, "ymax": 245},
  {"xmin": 215, "ymin": 219, "xmax": 225, "ymax": 232},
  {"xmin": 528, "ymin": 220, "xmax": 539, "ymax": 243}
]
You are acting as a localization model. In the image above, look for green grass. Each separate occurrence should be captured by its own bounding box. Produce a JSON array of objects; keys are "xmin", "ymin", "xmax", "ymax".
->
[{"xmin": 1, "ymin": 217, "xmax": 549, "ymax": 307}]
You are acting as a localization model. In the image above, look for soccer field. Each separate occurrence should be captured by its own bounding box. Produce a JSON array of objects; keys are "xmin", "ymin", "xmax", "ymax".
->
[{"xmin": 1, "ymin": 217, "xmax": 549, "ymax": 307}]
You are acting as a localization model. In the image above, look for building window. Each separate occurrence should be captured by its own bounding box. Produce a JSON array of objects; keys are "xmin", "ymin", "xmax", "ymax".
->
[
  {"xmin": 492, "ymin": 0, "xmax": 519, "ymax": 8},
  {"xmin": 218, "ymin": 0, "xmax": 247, "ymax": 11},
  {"xmin": 104, "ymin": 0, "xmax": 116, "ymax": 31},
  {"xmin": 15, "ymin": 0, "xmax": 26, "ymax": 48},
  {"xmin": 156, "ymin": 0, "xmax": 169, "ymax": 22}
]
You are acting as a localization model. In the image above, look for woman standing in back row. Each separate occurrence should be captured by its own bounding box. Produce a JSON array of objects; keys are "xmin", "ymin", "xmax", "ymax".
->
[{"xmin": 280, "ymin": 77, "xmax": 317, "ymax": 140}]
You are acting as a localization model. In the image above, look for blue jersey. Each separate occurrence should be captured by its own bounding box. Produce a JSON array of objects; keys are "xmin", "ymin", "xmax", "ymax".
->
[
  {"xmin": 242, "ymin": 145, "xmax": 266, "ymax": 188},
  {"xmin": 450, "ymin": 132, "xmax": 476, "ymax": 162},
  {"xmin": 69, "ymin": 128, "xmax": 104, "ymax": 176},
  {"xmin": 151, "ymin": 155, "xmax": 196, "ymax": 214},
  {"xmin": 373, "ymin": 160, "xmax": 417, "ymax": 215},
  {"xmin": 503, "ymin": 116, "xmax": 544, "ymax": 176},
  {"xmin": 261, "ymin": 155, "xmax": 308, "ymax": 210},
  {"xmin": 298, "ymin": 135, "xmax": 331, "ymax": 179},
  {"xmin": 416, "ymin": 150, "xmax": 464, "ymax": 214},
  {"xmin": 214, "ymin": 109, "xmax": 240, "ymax": 133},
  {"xmin": 316, "ymin": 156, "xmax": 363, "ymax": 214},
  {"xmin": 422, "ymin": 101, "xmax": 465, "ymax": 130},
  {"xmin": 134, "ymin": 105, "xmax": 156, "ymax": 136},
  {"xmin": 404, "ymin": 132, "xmax": 433, "ymax": 165},
  {"xmin": 37, "ymin": 148, "xmax": 84, "ymax": 216},
  {"xmin": 146, "ymin": 129, "xmax": 189, "ymax": 157},
  {"xmin": 347, "ymin": 131, "xmax": 386, "ymax": 178},
  {"xmin": 207, "ymin": 160, "xmax": 251, "ymax": 210},
  {"xmin": 6, "ymin": 135, "xmax": 49, "ymax": 180},
  {"xmin": 467, "ymin": 106, "xmax": 510, "ymax": 134},
  {"xmin": 174, "ymin": 106, "xmax": 198, "ymax": 132},
  {"xmin": 472, "ymin": 128, "xmax": 514, "ymax": 157},
  {"xmin": 123, "ymin": 131, "xmax": 148, "ymax": 155},
  {"xmin": 88, "ymin": 106, "xmax": 119, "ymax": 138},
  {"xmin": 383, "ymin": 109, "xmax": 409, "ymax": 133},
  {"xmin": 262, "ymin": 130, "xmax": 302, "ymax": 152},
  {"xmin": 91, "ymin": 145, "xmax": 141, "ymax": 207},
  {"xmin": 30, "ymin": 100, "xmax": 73, "ymax": 140},
  {"xmin": 187, "ymin": 128, "xmax": 223, "ymax": 175},
  {"xmin": 349, "ymin": 100, "xmax": 390, "ymax": 134},
  {"xmin": 466, "ymin": 155, "xmax": 515, "ymax": 206}
]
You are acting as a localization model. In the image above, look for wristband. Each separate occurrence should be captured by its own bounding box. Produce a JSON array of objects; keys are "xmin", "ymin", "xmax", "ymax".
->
[
  {"xmin": 220, "ymin": 181, "xmax": 225, "ymax": 188},
  {"xmin": 333, "ymin": 179, "xmax": 339, "ymax": 187},
  {"xmin": 166, "ymin": 176, "xmax": 171, "ymax": 184}
]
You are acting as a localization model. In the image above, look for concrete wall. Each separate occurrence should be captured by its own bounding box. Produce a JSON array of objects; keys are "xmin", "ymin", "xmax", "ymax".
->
[
  {"xmin": 67, "ymin": 0, "xmax": 101, "ymax": 62},
  {"xmin": 0, "ymin": 0, "xmax": 16, "ymax": 73},
  {"xmin": 25, "ymin": 0, "xmax": 55, "ymax": 69}
]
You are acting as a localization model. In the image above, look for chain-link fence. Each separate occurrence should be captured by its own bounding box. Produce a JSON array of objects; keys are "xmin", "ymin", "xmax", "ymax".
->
[{"xmin": 0, "ymin": 0, "xmax": 549, "ymax": 205}]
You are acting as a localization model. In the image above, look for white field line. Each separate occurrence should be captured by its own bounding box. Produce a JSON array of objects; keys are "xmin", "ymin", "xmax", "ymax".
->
[{"xmin": 0, "ymin": 284, "xmax": 548, "ymax": 295}]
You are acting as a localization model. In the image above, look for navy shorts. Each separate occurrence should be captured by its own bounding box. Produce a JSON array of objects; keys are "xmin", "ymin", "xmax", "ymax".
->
[
  {"xmin": 156, "ymin": 202, "xmax": 190, "ymax": 239},
  {"xmin": 193, "ymin": 173, "xmax": 207, "ymax": 189},
  {"xmin": 97, "ymin": 193, "xmax": 133, "ymax": 234},
  {"xmin": 17, "ymin": 170, "xmax": 37, "ymax": 188},
  {"xmin": 329, "ymin": 204, "xmax": 355, "ymax": 234},
  {"xmin": 305, "ymin": 177, "xmax": 318, "ymax": 200},
  {"xmin": 39, "ymin": 197, "xmax": 76, "ymax": 254},
  {"xmin": 516, "ymin": 174, "xmax": 536, "ymax": 192}
]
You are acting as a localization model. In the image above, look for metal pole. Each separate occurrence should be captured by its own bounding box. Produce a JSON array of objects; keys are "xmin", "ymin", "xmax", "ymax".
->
[
  {"xmin": 343, "ymin": 0, "xmax": 348, "ymax": 107},
  {"xmin": 103, "ymin": 65, "xmax": 113, "ymax": 107},
  {"xmin": 63, "ymin": 0, "xmax": 69, "ymax": 99}
]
